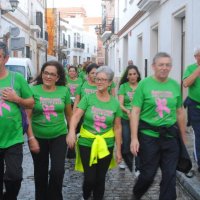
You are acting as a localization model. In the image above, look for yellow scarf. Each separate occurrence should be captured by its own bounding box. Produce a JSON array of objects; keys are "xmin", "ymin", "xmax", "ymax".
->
[{"xmin": 75, "ymin": 126, "xmax": 116, "ymax": 172}]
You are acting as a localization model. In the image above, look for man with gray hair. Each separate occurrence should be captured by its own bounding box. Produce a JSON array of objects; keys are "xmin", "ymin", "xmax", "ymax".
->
[
  {"xmin": 130, "ymin": 52, "xmax": 186, "ymax": 199},
  {"xmin": 183, "ymin": 47, "xmax": 200, "ymax": 173},
  {"xmin": 0, "ymin": 41, "xmax": 34, "ymax": 199}
]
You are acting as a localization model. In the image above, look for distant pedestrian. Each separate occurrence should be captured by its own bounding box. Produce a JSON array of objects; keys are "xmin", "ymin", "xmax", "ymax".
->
[
  {"xmin": 130, "ymin": 52, "xmax": 187, "ymax": 200},
  {"xmin": 26, "ymin": 61, "xmax": 72, "ymax": 200},
  {"xmin": 73, "ymin": 63, "xmax": 98, "ymax": 112},
  {"xmin": 66, "ymin": 65, "xmax": 83, "ymax": 104},
  {"xmin": 183, "ymin": 47, "xmax": 200, "ymax": 173},
  {"xmin": 118, "ymin": 65, "xmax": 141, "ymax": 172},
  {"xmin": 67, "ymin": 66, "xmax": 122, "ymax": 200},
  {"xmin": 0, "ymin": 41, "xmax": 34, "ymax": 200},
  {"xmin": 128, "ymin": 60, "xmax": 134, "ymax": 65}
]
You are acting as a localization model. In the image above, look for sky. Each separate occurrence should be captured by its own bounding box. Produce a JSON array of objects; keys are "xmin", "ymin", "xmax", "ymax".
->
[{"xmin": 47, "ymin": 0, "xmax": 102, "ymax": 17}]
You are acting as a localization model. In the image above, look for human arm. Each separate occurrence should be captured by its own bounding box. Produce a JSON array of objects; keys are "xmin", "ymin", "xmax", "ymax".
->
[
  {"xmin": 118, "ymin": 95, "xmax": 131, "ymax": 118},
  {"xmin": 73, "ymin": 94, "xmax": 80, "ymax": 113},
  {"xmin": 176, "ymin": 107, "xmax": 187, "ymax": 144},
  {"xmin": 130, "ymin": 106, "xmax": 141, "ymax": 156},
  {"xmin": 64, "ymin": 104, "xmax": 73, "ymax": 125},
  {"xmin": 66, "ymin": 108, "xmax": 84, "ymax": 149},
  {"xmin": 114, "ymin": 117, "xmax": 122, "ymax": 164},
  {"xmin": 183, "ymin": 66, "xmax": 200, "ymax": 87},
  {"xmin": 26, "ymin": 109, "xmax": 40, "ymax": 153},
  {"xmin": 110, "ymin": 87, "xmax": 116, "ymax": 96}
]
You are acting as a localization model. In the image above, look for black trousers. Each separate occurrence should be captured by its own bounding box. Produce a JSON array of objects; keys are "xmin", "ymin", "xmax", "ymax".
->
[
  {"xmin": 0, "ymin": 143, "xmax": 23, "ymax": 200},
  {"xmin": 79, "ymin": 145, "xmax": 113, "ymax": 200},
  {"xmin": 31, "ymin": 135, "xmax": 67, "ymax": 200},
  {"xmin": 133, "ymin": 134, "xmax": 179, "ymax": 200}
]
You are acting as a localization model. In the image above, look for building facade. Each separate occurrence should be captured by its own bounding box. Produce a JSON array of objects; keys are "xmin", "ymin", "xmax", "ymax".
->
[
  {"xmin": 0, "ymin": 0, "xmax": 48, "ymax": 74},
  {"xmin": 102, "ymin": 0, "xmax": 200, "ymax": 90}
]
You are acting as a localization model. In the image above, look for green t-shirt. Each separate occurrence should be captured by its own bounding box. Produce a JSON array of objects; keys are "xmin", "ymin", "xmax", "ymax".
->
[
  {"xmin": 118, "ymin": 82, "xmax": 136, "ymax": 120},
  {"xmin": 183, "ymin": 63, "xmax": 200, "ymax": 103},
  {"xmin": 66, "ymin": 77, "xmax": 83, "ymax": 98},
  {"xmin": 75, "ymin": 81, "xmax": 97, "ymax": 98},
  {"xmin": 79, "ymin": 70, "xmax": 87, "ymax": 82},
  {"xmin": 31, "ymin": 85, "xmax": 71, "ymax": 139},
  {"xmin": 108, "ymin": 81, "xmax": 116, "ymax": 95},
  {"xmin": 132, "ymin": 76, "xmax": 182, "ymax": 137},
  {"xmin": 0, "ymin": 72, "xmax": 33, "ymax": 148},
  {"xmin": 77, "ymin": 93, "xmax": 122, "ymax": 147}
]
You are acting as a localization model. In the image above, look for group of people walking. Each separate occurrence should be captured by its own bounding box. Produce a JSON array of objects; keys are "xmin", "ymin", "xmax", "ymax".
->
[{"xmin": 0, "ymin": 40, "xmax": 199, "ymax": 200}]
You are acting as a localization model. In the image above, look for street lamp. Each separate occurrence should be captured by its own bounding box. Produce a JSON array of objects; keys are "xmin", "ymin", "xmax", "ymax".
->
[{"xmin": 1, "ymin": 0, "xmax": 19, "ymax": 14}]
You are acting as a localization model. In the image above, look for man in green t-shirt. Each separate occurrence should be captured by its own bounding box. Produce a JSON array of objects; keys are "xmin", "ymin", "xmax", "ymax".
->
[
  {"xmin": 183, "ymin": 47, "xmax": 200, "ymax": 173},
  {"xmin": 0, "ymin": 42, "xmax": 34, "ymax": 199},
  {"xmin": 130, "ymin": 52, "xmax": 186, "ymax": 200}
]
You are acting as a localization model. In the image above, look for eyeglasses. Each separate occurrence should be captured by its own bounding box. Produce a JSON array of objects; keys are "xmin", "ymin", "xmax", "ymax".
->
[
  {"xmin": 157, "ymin": 63, "xmax": 172, "ymax": 67},
  {"xmin": 43, "ymin": 71, "xmax": 58, "ymax": 78},
  {"xmin": 95, "ymin": 78, "xmax": 108, "ymax": 83}
]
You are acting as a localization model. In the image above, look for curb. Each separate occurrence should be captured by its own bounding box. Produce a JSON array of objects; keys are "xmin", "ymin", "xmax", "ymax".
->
[{"xmin": 177, "ymin": 171, "xmax": 200, "ymax": 200}]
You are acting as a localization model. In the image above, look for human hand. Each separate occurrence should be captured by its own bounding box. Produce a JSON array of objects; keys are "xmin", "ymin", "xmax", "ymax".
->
[
  {"xmin": 115, "ymin": 150, "xmax": 122, "ymax": 164},
  {"xmin": 130, "ymin": 138, "xmax": 139, "ymax": 156},
  {"xmin": 2, "ymin": 88, "xmax": 20, "ymax": 103},
  {"xmin": 28, "ymin": 137, "xmax": 40, "ymax": 154},
  {"xmin": 66, "ymin": 132, "xmax": 76, "ymax": 149}
]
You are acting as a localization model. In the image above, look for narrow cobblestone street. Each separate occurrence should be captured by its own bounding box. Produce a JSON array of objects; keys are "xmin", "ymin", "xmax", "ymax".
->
[{"xmin": 18, "ymin": 138, "xmax": 195, "ymax": 200}]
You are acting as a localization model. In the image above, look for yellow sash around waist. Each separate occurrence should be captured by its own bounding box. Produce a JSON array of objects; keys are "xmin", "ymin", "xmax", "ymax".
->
[{"xmin": 75, "ymin": 126, "xmax": 116, "ymax": 172}]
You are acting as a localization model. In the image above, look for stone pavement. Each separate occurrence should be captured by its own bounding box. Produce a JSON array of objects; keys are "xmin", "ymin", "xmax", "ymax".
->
[{"xmin": 18, "ymin": 130, "xmax": 199, "ymax": 200}]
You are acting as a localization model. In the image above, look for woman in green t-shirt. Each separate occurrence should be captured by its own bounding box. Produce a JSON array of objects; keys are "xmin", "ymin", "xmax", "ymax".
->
[
  {"xmin": 73, "ymin": 63, "xmax": 98, "ymax": 112},
  {"xmin": 67, "ymin": 66, "xmax": 122, "ymax": 200},
  {"xmin": 66, "ymin": 65, "xmax": 83, "ymax": 104},
  {"xmin": 26, "ymin": 61, "xmax": 72, "ymax": 200},
  {"xmin": 118, "ymin": 65, "xmax": 141, "ymax": 172}
]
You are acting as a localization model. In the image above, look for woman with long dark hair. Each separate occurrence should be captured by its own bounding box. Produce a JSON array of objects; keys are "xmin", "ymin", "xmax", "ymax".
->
[
  {"xmin": 26, "ymin": 61, "xmax": 72, "ymax": 200},
  {"xmin": 118, "ymin": 65, "xmax": 141, "ymax": 171}
]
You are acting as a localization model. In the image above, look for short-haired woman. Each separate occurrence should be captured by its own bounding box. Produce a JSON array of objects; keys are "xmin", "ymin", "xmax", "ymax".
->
[{"xmin": 67, "ymin": 66, "xmax": 122, "ymax": 200}]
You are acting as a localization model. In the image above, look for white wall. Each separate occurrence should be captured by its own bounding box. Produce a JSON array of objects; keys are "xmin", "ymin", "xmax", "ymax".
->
[{"xmin": 114, "ymin": 0, "xmax": 200, "ymax": 83}]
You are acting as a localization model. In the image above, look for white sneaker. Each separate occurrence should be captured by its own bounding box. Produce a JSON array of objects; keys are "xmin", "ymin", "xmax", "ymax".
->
[
  {"xmin": 135, "ymin": 170, "xmax": 140, "ymax": 178},
  {"xmin": 119, "ymin": 160, "xmax": 126, "ymax": 169}
]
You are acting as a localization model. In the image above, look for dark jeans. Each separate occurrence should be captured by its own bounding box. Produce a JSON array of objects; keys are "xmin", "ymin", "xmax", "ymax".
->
[
  {"xmin": 185, "ymin": 98, "xmax": 200, "ymax": 166},
  {"xmin": 79, "ymin": 145, "xmax": 113, "ymax": 200},
  {"xmin": 191, "ymin": 123, "xmax": 200, "ymax": 166},
  {"xmin": 31, "ymin": 135, "xmax": 67, "ymax": 200},
  {"xmin": 133, "ymin": 134, "xmax": 179, "ymax": 200},
  {"xmin": 0, "ymin": 143, "xmax": 23, "ymax": 200},
  {"xmin": 121, "ymin": 119, "xmax": 139, "ymax": 172}
]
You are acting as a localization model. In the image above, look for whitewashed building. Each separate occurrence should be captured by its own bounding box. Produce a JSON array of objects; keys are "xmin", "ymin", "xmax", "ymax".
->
[
  {"xmin": 0, "ymin": 0, "xmax": 48, "ymax": 74},
  {"xmin": 103, "ymin": 0, "xmax": 200, "ymax": 86}
]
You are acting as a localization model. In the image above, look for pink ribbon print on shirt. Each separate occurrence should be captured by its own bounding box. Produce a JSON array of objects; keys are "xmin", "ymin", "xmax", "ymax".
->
[
  {"xmin": 70, "ymin": 85, "xmax": 76, "ymax": 96},
  {"xmin": 0, "ymin": 101, "xmax": 10, "ymax": 116},
  {"xmin": 155, "ymin": 98, "xmax": 170, "ymax": 118},
  {"xmin": 94, "ymin": 115, "xmax": 107, "ymax": 132},
  {"xmin": 43, "ymin": 104, "xmax": 57, "ymax": 121}
]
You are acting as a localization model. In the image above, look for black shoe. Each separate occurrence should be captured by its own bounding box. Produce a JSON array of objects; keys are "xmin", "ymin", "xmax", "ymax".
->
[{"xmin": 131, "ymin": 193, "xmax": 140, "ymax": 200}]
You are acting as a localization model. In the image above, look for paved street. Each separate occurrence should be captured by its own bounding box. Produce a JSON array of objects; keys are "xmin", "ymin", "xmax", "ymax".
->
[{"xmin": 18, "ymin": 133, "xmax": 196, "ymax": 200}]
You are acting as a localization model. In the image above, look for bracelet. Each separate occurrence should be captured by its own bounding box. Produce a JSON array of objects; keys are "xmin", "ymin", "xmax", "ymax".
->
[{"xmin": 28, "ymin": 136, "xmax": 35, "ymax": 141}]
